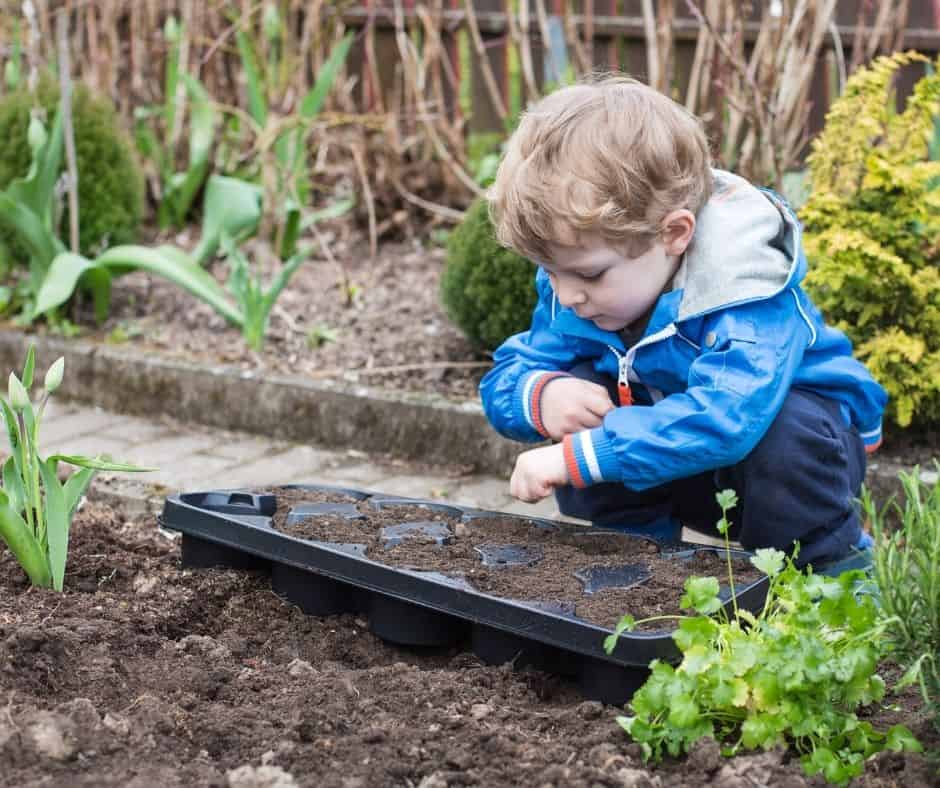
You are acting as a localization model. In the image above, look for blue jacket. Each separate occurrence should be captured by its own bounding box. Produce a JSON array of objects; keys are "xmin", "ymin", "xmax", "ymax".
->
[{"xmin": 480, "ymin": 170, "xmax": 887, "ymax": 491}]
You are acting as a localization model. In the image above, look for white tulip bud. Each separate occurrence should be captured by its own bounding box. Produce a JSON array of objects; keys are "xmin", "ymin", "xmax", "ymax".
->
[
  {"xmin": 44, "ymin": 357, "xmax": 64, "ymax": 394},
  {"xmin": 164, "ymin": 16, "xmax": 180, "ymax": 43},
  {"xmin": 27, "ymin": 114, "xmax": 47, "ymax": 156},
  {"xmin": 8, "ymin": 372, "xmax": 29, "ymax": 412},
  {"xmin": 263, "ymin": 3, "xmax": 281, "ymax": 42}
]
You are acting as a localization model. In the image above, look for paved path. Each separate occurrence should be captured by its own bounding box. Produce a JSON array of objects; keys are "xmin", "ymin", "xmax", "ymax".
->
[
  {"xmin": 39, "ymin": 399, "xmax": 563, "ymax": 518},
  {"xmin": 39, "ymin": 399, "xmax": 738, "ymax": 547}
]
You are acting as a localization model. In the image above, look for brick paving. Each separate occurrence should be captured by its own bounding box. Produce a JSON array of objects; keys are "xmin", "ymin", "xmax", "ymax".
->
[{"xmin": 38, "ymin": 401, "xmax": 568, "ymax": 521}]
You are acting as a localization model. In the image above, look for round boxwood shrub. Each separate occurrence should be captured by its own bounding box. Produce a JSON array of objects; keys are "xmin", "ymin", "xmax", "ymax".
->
[
  {"xmin": 441, "ymin": 198, "xmax": 538, "ymax": 351},
  {"xmin": 0, "ymin": 81, "xmax": 144, "ymax": 259}
]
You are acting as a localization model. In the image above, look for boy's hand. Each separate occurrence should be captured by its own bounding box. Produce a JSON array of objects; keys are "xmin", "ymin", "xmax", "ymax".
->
[
  {"xmin": 540, "ymin": 377, "xmax": 615, "ymax": 440},
  {"xmin": 510, "ymin": 444, "xmax": 569, "ymax": 503}
]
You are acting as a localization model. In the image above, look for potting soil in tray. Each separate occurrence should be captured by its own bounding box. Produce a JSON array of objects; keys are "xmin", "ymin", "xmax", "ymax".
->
[
  {"xmin": 161, "ymin": 484, "xmax": 769, "ymax": 705},
  {"xmin": 268, "ymin": 498, "xmax": 763, "ymax": 629}
]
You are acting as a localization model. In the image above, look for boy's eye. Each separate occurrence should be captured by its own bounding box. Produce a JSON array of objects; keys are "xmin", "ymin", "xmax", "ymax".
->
[{"xmin": 580, "ymin": 270, "xmax": 605, "ymax": 281}]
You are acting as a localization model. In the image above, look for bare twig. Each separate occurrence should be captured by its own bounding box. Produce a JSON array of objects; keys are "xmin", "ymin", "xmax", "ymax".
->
[
  {"xmin": 363, "ymin": 4, "xmax": 385, "ymax": 113},
  {"xmin": 307, "ymin": 360, "xmax": 492, "ymax": 380},
  {"xmin": 56, "ymin": 11, "xmax": 80, "ymax": 254},
  {"xmin": 391, "ymin": 175, "xmax": 465, "ymax": 222},
  {"xmin": 349, "ymin": 141, "xmax": 377, "ymax": 261},
  {"xmin": 23, "ymin": 0, "xmax": 41, "ymax": 99},
  {"xmin": 656, "ymin": 0, "xmax": 675, "ymax": 93},
  {"xmin": 641, "ymin": 0, "xmax": 659, "ymax": 89},
  {"xmin": 505, "ymin": 0, "xmax": 539, "ymax": 104},
  {"xmin": 534, "ymin": 0, "xmax": 559, "ymax": 84},
  {"xmin": 169, "ymin": 0, "xmax": 195, "ymax": 149},
  {"xmin": 393, "ymin": 0, "xmax": 483, "ymax": 198},
  {"xmin": 463, "ymin": 0, "xmax": 508, "ymax": 122},
  {"xmin": 829, "ymin": 18, "xmax": 846, "ymax": 95},
  {"xmin": 562, "ymin": 2, "xmax": 592, "ymax": 74},
  {"xmin": 200, "ymin": 1, "xmax": 265, "ymax": 66}
]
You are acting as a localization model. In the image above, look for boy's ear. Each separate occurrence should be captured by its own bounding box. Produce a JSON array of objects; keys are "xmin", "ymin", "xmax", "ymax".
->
[{"xmin": 661, "ymin": 210, "xmax": 696, "ymax": 256}]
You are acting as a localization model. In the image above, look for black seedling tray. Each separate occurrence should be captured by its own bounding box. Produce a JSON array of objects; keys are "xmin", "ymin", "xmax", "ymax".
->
[{"xmin": 160, "ymin": 484, "xmax": 770, "ymax": 705}]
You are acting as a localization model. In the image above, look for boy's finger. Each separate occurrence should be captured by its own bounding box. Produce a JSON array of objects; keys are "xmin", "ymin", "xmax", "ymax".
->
[
  {"xmin": 585, "ymin": 396, "xmax": 615, "ymax": 418},
  {"xmin": 531, "ymin": 479, "xmax": 551, "ymax": 501},
  {"xmin": 587, "ymin": 381, "xmax": 616, "ymax": 405},
  {"xmin": 577, "ymin": 413, "xmax": 604, "ymax": 430}
]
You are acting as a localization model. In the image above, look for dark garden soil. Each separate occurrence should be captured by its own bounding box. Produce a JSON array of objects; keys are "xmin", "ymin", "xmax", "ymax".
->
[
  {"xmin": 67, "ymin": 234, "xmax": 488, "ymax": 401},
  {"xmin": 268, "ymin": 490, "xmax": 763, "ymax": 630},
  {"xmin": 1, "ymin": 498, "xmax": 936, "ymax": 787}
]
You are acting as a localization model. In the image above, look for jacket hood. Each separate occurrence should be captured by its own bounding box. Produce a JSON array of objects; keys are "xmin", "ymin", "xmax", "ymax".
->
[{"xmin": 674, "ymin": 169, "xmax": 803, "ymax": 322}]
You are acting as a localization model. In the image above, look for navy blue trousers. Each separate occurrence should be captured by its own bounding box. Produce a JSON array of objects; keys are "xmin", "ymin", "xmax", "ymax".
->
[{"xmin": 554, "ymin": 365, "xmax": 867, "ymax": 568}]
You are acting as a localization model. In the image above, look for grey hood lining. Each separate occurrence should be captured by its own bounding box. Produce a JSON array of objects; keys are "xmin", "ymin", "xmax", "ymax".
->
[{"xmin": 673, "ymin": 169, "xmax": 798, "ymax": 322}]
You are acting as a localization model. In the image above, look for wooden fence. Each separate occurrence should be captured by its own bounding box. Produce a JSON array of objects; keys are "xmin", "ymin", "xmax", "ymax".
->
[
  {"xmin": 1, "ymin": 0, "xmax": 938, "ymax": 196},
  {"xmin": 2, "ymin": 2, "xmax": 938, "ymax": 131},
  {"xmin": 339, "ymin": 1, "xmax": 940, "ymax": 138}
]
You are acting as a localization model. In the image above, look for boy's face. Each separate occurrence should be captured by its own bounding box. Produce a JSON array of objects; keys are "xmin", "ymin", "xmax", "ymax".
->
[{"xmin": 543, "ymin": 233, "xmax": 682, "ymax": 333}]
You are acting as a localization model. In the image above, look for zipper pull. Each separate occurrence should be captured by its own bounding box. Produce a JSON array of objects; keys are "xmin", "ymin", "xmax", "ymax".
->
[{"xmin": 617, "ymin": 356, "xmax": 633, "ymax": 407}]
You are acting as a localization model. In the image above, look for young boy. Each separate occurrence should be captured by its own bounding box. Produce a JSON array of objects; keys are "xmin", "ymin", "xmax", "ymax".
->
[{"xmin": 479, "ymin": 75, "xmax": 886, "ymax": 573}]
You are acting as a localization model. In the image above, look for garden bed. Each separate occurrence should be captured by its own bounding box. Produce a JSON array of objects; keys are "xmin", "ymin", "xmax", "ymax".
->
[
  {"xmin": 0, "ymin": 497, "xmax": 935, "ymax": 787},
  {"xmin": 72, "ymin": 235, "xmax": 486, "ymax": 401}
]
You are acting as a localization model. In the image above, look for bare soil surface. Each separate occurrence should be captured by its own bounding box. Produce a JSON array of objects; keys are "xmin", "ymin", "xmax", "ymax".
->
[
  {"xmin": 269, "ymin": 492, "xmax": 763, "ymax": 630},
  {"xmin": 70, "ymin": 235, "xmax": 488, "ymax": 401},
  {"xmin": 1, "ymin": 498, "xmax": 935, "ymax": 787}
]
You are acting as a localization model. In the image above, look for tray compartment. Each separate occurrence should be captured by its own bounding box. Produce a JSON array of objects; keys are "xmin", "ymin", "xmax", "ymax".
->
[
  {"xmin": 271, "ymin": 562, "xmax": 364, "ymax": 616},
  {"xmin": 368, "ymin": 594, "xmax": 467, "ymax": 647},
  {"xmin": 181, "ymin": 534, "xmax": 271, "ymax": 572}
]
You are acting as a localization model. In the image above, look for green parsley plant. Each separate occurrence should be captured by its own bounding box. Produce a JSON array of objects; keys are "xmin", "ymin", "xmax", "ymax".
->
[{"xmin": 603, "ymin": 490, "xmax": 921, "ymax": 785}]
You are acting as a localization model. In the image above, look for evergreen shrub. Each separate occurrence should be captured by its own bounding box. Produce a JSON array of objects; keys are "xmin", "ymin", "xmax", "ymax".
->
[
  {"xmin": 801, "ymin": 52, "xmax": 940, "ymax": 429},
  {"xmin": 440, "ymin": 198, "xmax": 537, "ymax": 351},
  {"xmin": 0, "ymin": 82, "xmax": 144, "ymax": 260}
]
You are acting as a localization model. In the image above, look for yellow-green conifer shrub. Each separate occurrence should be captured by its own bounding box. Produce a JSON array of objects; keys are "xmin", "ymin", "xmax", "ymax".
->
[{"xmin": 801, "ymin": 52, "xmax": 940, "ymax": 429}]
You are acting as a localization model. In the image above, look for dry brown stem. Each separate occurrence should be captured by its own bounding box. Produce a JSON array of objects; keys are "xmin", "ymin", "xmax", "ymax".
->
[{"xmin": 463, "ymin": 0, "xmax": 508, "ymax": 122}]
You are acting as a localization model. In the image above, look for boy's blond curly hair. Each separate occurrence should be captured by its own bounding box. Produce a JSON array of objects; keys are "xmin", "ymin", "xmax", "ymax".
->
[{"xmin": 488, "ymin": 74, "xmax": 713, "ymax": 262}]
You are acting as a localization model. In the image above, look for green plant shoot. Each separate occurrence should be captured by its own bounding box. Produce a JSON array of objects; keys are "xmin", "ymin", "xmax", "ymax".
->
[
  {"xmin": 0, "ymin": 106, "xmax": 66, "ymax": 318},
  {"xmin": 603, "ymin": 490, "xmax": 921, "ymax": 785},
  {"xmin": 864, "ymin": 467, "xmax": 940, "ymax": 741},
  {"xmin": 0, "ymin": 348, "xmax": 154, "ymax": 590},
  {"xmin": 32, "ymin": 173, "xmax": 264, "ymax": 327},
  {"xmin": 134, "ymin": 17, "xmax": 218, "ymax": 229},
  {"xmin": 232, "ymin": 24, "xmax": 353, "ymax": 258},
  {"xmin": 220, "ymin": 234, "xmax": 311, "ymax": 352},
  {"xmin": 3, "ymin": 21, "xmax": 22, "ymax": 91}
]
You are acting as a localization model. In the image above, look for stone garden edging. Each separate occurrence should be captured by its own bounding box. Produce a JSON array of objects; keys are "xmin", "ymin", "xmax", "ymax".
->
[
  {"xmin": 0, "ymin": 328, "xmax": 932, "ymax": 503},
  {"xmin": 0, "ymin": 328, "xmax": 519, "ymax": 475}
]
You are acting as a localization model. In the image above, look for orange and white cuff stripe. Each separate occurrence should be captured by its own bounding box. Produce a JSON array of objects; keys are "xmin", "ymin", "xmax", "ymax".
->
[{"xmin": 524, "ymin": 371, "xmax": 570, "ymax": 437}]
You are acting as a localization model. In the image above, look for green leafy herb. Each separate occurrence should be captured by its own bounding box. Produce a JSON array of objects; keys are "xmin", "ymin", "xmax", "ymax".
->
[{"xmin": 603, "ymin": 491, "xmax": 921, "ymax": 784}]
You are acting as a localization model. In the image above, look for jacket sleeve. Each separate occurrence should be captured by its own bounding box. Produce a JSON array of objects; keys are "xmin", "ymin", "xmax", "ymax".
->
[
  {"xmin": 479, "ymin": 269, "xmax": 583, "ymax": 442},
  {"xmin": 561, "ymin": 291, "xmax": 811, "ymax": 490}
]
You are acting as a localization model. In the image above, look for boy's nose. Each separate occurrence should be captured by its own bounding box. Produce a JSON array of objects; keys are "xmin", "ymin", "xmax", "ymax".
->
[{"xmin": 557, "ymin": 282, "xmax": 587, "ymax": 308}]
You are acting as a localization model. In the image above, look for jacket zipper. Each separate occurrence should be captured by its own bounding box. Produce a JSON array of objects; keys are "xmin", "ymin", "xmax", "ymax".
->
[
  {"xmin": 606, "ymin": 345, "xmax": 633, "ymax": 406},
  {"xmin": 607, "ymin": 324, "xmax": 678, "ymax": 407}
]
